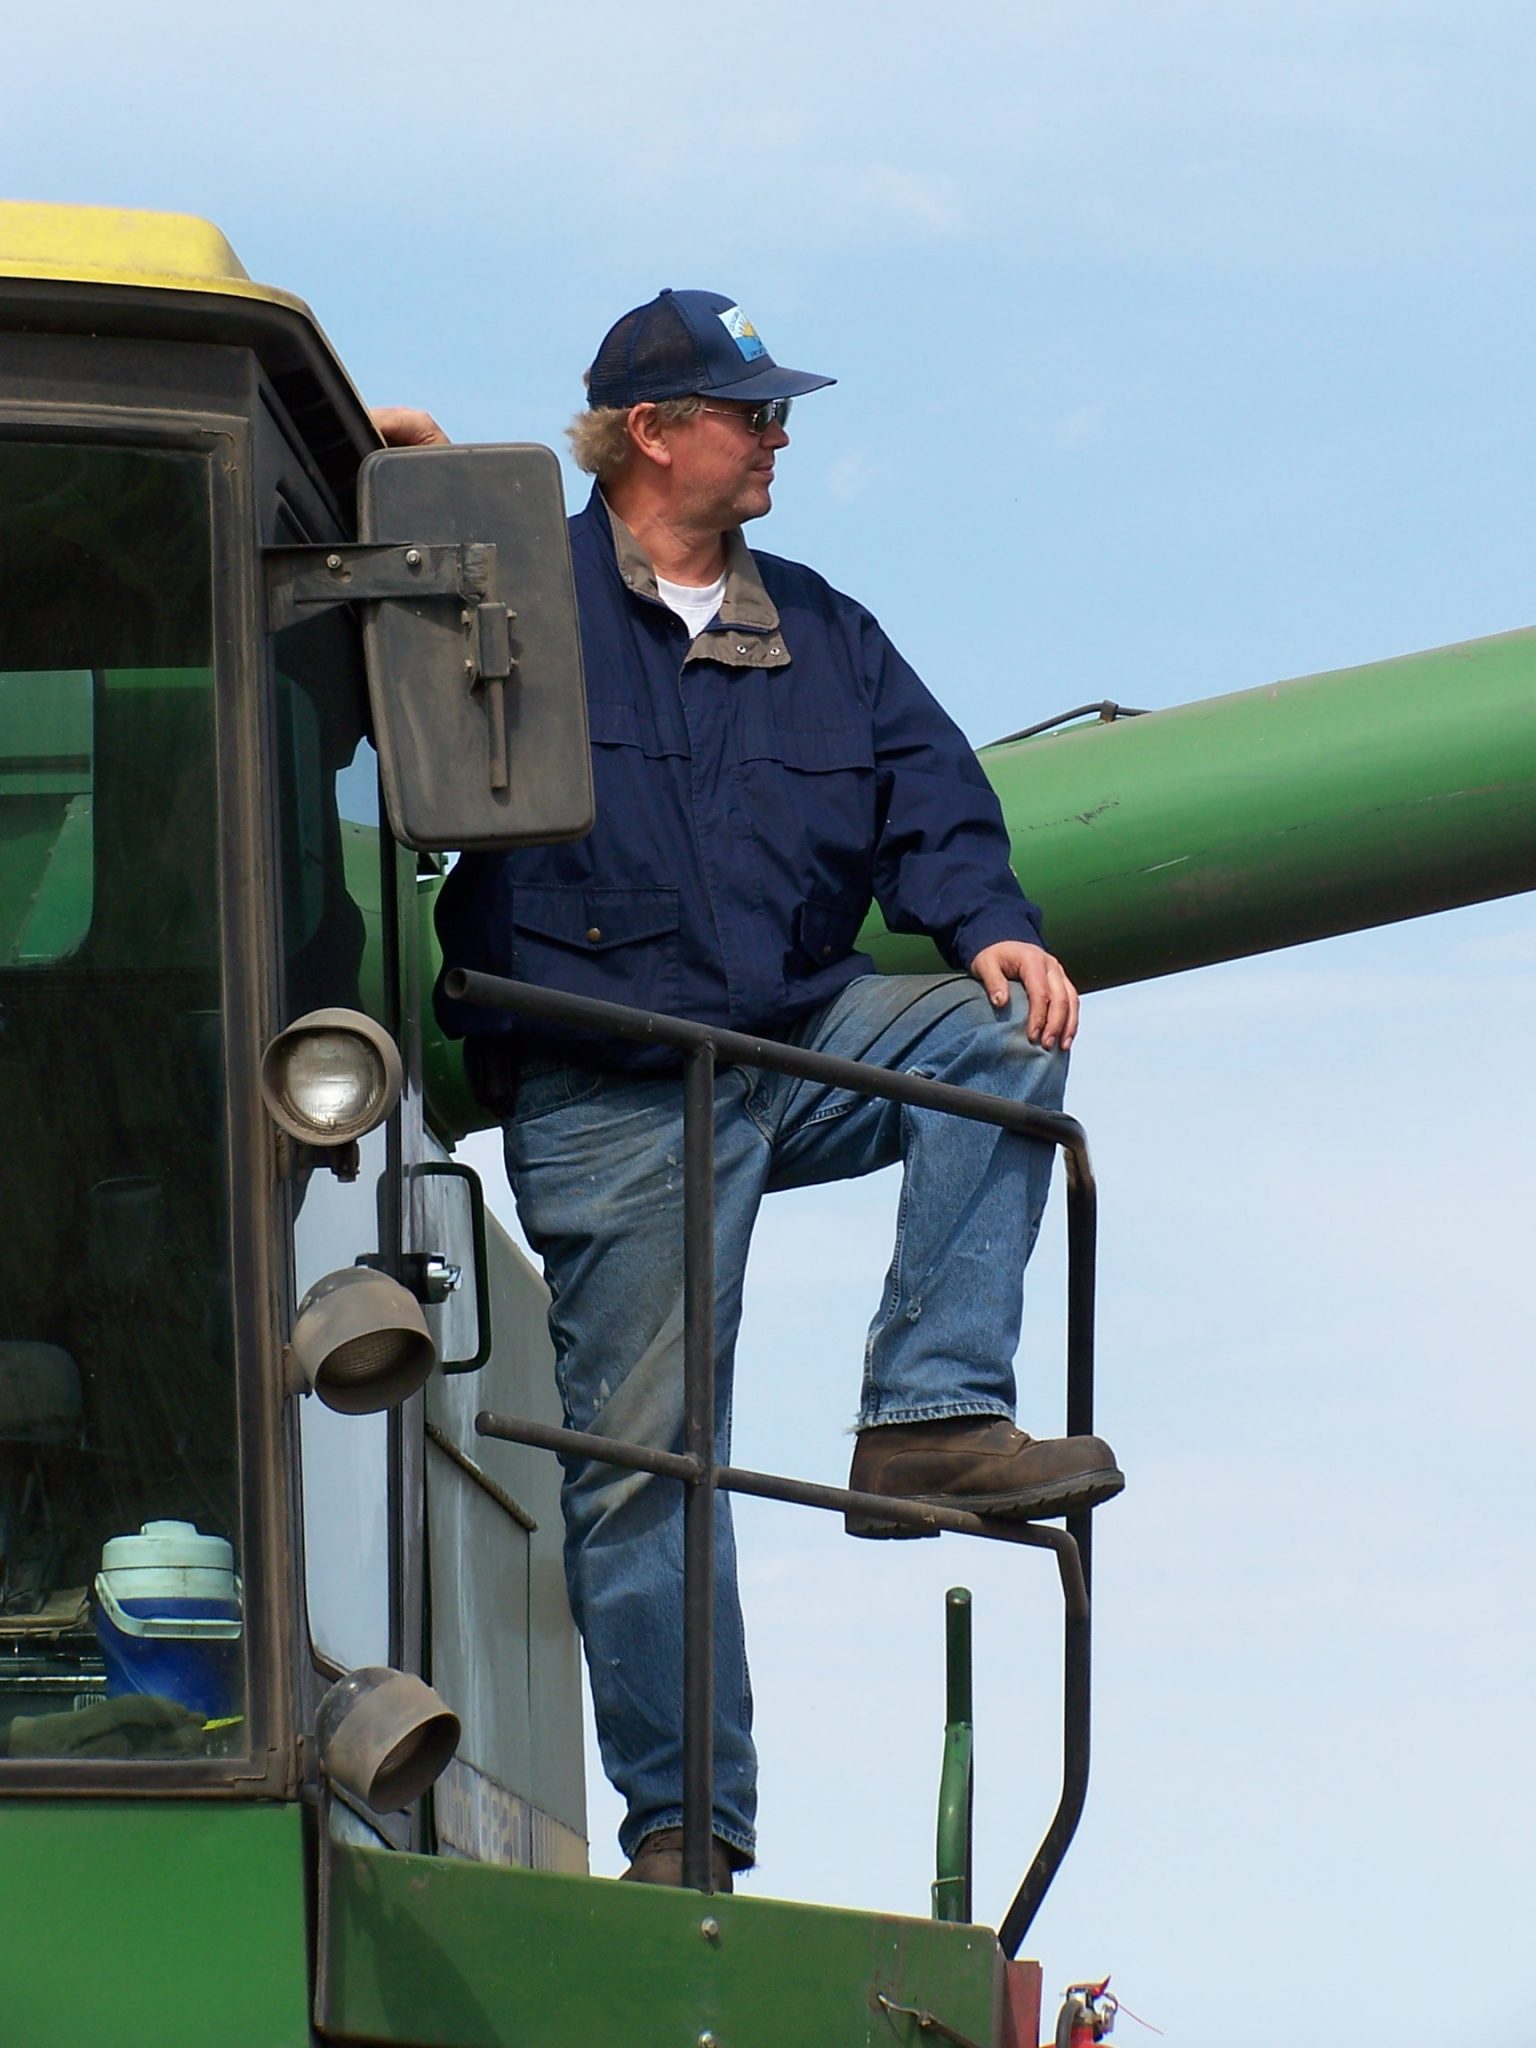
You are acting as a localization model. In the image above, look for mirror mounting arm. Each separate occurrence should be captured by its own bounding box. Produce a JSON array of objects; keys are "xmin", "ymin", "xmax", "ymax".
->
[
  {"xmin": 263, "ymin": 541, "xmax": 498, "ymax": 632},
  {"xmin": 265, "ymin": 539, "xmax": 519, "ymax": 805}
]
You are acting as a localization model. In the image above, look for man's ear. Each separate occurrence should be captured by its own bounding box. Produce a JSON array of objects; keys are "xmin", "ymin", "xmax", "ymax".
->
[{"xmin": 626, "ymin": 403, "xmax": 674, "ymax": 470}]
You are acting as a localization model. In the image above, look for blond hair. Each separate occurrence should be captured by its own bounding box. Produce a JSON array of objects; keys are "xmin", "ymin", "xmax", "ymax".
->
[{"xmin": 566, "ymin": 396, "xmax": 705, "ymax": 482}]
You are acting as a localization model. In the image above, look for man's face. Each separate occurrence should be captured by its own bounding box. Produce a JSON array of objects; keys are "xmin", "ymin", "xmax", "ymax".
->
[{"xmin": 662, "ymin": 399, "xmax": 791, "ymax": 532}]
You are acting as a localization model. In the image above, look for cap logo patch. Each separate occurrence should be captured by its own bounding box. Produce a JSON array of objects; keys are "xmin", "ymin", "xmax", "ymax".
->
[{"xmin": 719, "ymin": 306, "xmax": 768, "ymax": 362}]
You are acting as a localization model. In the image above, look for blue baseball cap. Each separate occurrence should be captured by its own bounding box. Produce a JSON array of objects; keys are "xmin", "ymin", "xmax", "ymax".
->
[{"xmin": 587, "ymin": 289, "xmax": 836, "ymax": 408}]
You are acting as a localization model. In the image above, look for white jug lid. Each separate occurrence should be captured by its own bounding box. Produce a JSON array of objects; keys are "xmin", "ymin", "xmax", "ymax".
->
[{"xmin": 99, "ymin": 1520, "xmax": 235, "ymax": 1576}]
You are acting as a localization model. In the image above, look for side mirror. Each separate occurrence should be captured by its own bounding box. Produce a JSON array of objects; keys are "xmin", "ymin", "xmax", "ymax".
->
[{"xmin": 356, "ymin": 444, "xmax": 594, "ymax": 852}]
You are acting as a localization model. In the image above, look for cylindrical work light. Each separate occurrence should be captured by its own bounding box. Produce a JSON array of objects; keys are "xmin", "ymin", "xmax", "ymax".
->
[
  {"xmin": 287, "ymin": 1267, "xmax": 435, "ymax": 1415},
  {"xmin": 316, "ymin": 1666, "xmax": 460, "ymax": 1814}
]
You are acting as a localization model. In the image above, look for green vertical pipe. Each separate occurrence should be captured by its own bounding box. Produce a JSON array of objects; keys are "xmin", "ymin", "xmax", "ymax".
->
[
  {"xmin": 863, "ymin": 625, "xmax": 1536, "ymax": 991},
  {"xmin": 933, "ymin": 1586, "xmax": 974, "ymax": 1924}
]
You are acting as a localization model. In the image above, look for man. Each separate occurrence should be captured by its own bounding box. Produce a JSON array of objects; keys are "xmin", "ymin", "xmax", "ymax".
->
[{"xmin": 377, "ymin": 289, "xmax": 1122, "ymax": 1890}]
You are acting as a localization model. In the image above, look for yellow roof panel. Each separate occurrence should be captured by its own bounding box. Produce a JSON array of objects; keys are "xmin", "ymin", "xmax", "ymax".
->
[{"xmin": 0, "ymin": 200, "xmax": 309, "ymax": 316}]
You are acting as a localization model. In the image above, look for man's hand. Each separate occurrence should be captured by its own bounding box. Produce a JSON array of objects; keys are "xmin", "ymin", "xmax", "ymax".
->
[
  {"xmin": 968, "ymin": 940, "xmax": 1080, "ymax": 1051},
  {"xmin": 370, "ymin": 406, "xmax": 451, "ymax": 447}
]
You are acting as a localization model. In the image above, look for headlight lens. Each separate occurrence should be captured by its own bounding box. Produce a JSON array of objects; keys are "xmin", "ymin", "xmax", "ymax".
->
[
  {"xmin": 280, "ymin": 1030, "xmax": 387, "ymax": 1136},
  {"xmin": 260, "ymin": 1008, "xmax": 403, "ymax": 1148}
]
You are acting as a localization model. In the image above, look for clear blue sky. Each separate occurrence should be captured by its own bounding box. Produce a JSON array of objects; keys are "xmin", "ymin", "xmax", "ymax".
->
[{"xmin": 9, "ymin": 5, "xmax": 1534, "ymax": 2038}]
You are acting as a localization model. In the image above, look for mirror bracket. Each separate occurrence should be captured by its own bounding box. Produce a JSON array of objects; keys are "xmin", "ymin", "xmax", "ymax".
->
[
  {"xmin": 265, "ymin": 540, "xmax": 523, "ymax": 801},
  {"xmin": 263, "ymin": 541, "xmax": 498, "ymax": 630}
]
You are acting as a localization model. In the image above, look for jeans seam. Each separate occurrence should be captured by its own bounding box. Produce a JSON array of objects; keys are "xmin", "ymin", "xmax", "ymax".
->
[
  {"xmin": 629, "ymin": 1814, "xmax": 757, "ymax": 1859},
  {"xmin": 857, "ymin": 1400, "xmax": 1013, "ymax": 1428},
  {"xmin": 861, "ymin": 1104, "xmax": 913, "ymax": 1401}
]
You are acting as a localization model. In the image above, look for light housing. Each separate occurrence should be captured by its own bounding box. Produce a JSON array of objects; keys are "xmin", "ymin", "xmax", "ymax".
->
[
  {"xmin": 287, "ymin": 1265, "xmax": 436, "ymax": 1414},
  {"xmin": 260, "ymin": 1008, "xmax": 402, "ymax": 1148},
  {"xmin": 316, "ymin": 1665, "xmax": 460, "ymax": 1814}
]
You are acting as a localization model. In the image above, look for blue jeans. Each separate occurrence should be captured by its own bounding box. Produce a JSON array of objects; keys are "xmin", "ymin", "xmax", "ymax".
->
[{"xmin": 503, "ymin": 973, "xmax": 1067, "ymax": 1864}]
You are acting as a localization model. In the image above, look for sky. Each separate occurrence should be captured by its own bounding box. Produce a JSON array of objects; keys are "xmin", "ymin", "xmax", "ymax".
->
[{"xmin": 8, "ymin": 5, "xmax": 1535, "ymax": 2040}]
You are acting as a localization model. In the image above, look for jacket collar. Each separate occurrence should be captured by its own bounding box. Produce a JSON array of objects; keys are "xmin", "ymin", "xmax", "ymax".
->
[{"xmin": 590, "ymin": 486, "xmax": 790, "ymax": 671}]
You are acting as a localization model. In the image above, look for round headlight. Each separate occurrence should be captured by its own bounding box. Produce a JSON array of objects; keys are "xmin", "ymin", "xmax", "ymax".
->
[
  {"xmin": 283, "ymin": 1031, "xmax": 386, "ymax": 1133},
  {"xmin": 261, "ymin": 1009, "xmax": 403, "ymax": 1147}
]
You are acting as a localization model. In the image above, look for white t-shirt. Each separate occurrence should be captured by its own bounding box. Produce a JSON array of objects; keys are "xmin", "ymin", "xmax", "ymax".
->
[{"xmin": 656, "ymin": 571, "xmax": 727, "ymax": 641}]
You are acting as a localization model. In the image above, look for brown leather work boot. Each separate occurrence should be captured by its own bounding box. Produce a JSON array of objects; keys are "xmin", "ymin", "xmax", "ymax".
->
[
  {"xmin": 845, "ymin": 1416, "xmax": 1124, "ymax": 1536},
  {"xmin": 620, "ymin": 1826, "xmax": 743, "ymax": 1892}
]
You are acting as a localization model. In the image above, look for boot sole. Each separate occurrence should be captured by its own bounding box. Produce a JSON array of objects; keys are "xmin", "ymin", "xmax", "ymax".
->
[{"xmin": 843, "ymin": 1464, "xmax": 1125, "ymax": 1539}]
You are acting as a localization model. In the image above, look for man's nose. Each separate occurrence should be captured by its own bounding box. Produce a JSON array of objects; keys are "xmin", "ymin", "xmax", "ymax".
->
[{"xmin": 764, "ymin": 418, "xmax": 790, "ymax": 449}]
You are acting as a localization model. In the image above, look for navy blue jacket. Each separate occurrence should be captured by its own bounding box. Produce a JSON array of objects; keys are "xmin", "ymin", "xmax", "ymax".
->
[{"xmin": 435, "ymin": 488, "xmax": 1043, "ymax": 1072}]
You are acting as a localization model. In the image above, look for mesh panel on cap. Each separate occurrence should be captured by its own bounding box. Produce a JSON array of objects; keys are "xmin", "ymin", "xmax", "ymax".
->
[{"xmin": 591, "ymin": 298, "xmax": 705, "ymax": 404}]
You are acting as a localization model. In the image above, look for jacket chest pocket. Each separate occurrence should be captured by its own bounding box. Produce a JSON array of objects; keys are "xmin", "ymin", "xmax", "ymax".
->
[
  {"xmin": 586, "ymin": 697, "xmax": 688, "ymax": 760},
  {"xmin": 736, "ymin": 714, "xmax": 875, "ymax": 778},
  {"xmin": 736, "ymin": 716, "xmax": 880, "ymax": 912},
  {"xmin": 509, "ymin": 885, "xmax": 681, "ymax": 1015}
]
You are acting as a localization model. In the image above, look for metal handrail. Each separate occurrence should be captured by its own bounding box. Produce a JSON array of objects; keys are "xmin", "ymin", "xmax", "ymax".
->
[{"xmin": 448, "ymin": 966, "xmax": 1100, "ymax": 1946}]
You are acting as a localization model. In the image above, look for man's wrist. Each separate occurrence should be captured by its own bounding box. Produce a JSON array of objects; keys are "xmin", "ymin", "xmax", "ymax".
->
[{"xmin": 954, "ymin": 914, "xmax": 1045, "ymax": 967}]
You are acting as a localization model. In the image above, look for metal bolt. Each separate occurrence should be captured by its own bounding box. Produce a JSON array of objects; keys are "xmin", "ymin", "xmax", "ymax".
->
[
  {"xmin": 404, "ymin": 548, "xmax": 423, "ymax": 567},
  {"xmin": 461, "ymin": 609, "xmax": 473, "ymax": 626},
  {"xmin": 699, "ymin": 1917, "xmax": 720, "ymax": 1941},
  {"xmin": 464, "ymin": 658, "xmax": 476, "ymax": 674},
  {"xmin": 325, "ymin": 553, "xmax": 342, "ymax": 571}
]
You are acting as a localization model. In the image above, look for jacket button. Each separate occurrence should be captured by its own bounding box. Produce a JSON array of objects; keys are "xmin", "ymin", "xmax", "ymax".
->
[
  {"xmin": 586, "ymin": 927, "xmax": 603, "ymax": 943},
  {"xmin": 821, "ymin": 944, "xmax": 832, "ymax": 957}
]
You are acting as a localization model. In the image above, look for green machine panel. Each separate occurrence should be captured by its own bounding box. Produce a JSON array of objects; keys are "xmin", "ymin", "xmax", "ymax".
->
[
  {"xmin": 0, "ymin": 1802, "xmax": 310, "ymax": 2047},
  {"xmin": 322, "ymin": 1845, "xmax": 1002, "ymax": 2048}
]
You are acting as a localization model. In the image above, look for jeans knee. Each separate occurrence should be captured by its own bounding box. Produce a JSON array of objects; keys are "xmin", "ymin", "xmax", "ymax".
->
[
  {"xmin": 1019, "ymin": 1034, "xmax": 1068, "ymax": 1110},
  {"xmin": 563, "ymin": 1457, "xmax": 675, "ymax": 1553},
  {"xmin": 943, "ymin": 987, "xmax": 1069, "ymax": 1108}
]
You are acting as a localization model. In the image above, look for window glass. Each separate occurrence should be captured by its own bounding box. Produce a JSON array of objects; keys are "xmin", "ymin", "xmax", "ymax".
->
[
  {"xmin": 0, "ymin": 668, "xmax": 93, "ymax": 964},
  {"xmin": 0, "ymin": 441, "xmax": 244, "ymax": 1763},
  {"xmin": 274, "ymin": 608, "xmax": 394, "ymax": 1672}
]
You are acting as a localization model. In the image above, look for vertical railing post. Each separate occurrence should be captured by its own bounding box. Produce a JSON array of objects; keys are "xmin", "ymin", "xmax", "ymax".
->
[
  {"xmin": 999, "ymin": 1138, "xmax": 1098, "ymax": 1955},
  {"xmin": 1063, "ymin": 1145, "xmax": 1097, "ymax": 1797},
  {"xmin": 681, "ymin": 1042, "xmax": 718, "ymax": 1891}
]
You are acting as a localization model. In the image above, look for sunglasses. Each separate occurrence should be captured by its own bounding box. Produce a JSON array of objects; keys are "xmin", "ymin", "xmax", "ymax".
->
[{"xmin": 699, "ymin": 398, "xmax": 793, "ymax": 435}]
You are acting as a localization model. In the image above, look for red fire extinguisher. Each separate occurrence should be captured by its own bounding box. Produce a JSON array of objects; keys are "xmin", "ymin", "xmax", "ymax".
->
[{"xmin": 1054, "ymin": 1977, "xmax": 1118, "ymax": 2048}]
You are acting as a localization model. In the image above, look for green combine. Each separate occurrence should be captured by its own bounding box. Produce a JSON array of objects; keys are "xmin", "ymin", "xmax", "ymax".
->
[{"xmin": 0, "ymin": 201, "xmax": 1531, "ymax": 2048}]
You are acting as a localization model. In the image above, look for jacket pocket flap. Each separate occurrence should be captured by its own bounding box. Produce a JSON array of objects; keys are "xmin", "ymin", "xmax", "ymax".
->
[
  {"xmin": 512, "ymin": 885, "xmax": 680, "ymax": 952},
  {"xmin": 795, "ymin": 894, "xmax": 866, "ymax": 963},
  {"xmin": 738, "ymin": 716, "xmax": 875, "ymax": 772},
  {"xmin": 586, "ymin": 699, "xmax": 687, "ymax": 758}
]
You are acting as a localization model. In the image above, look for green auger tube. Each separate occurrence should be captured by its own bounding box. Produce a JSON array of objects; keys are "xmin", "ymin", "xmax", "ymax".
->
[{"xmin": 421, "ymin": 624, "xmax": 1536, "ymax": 1136}]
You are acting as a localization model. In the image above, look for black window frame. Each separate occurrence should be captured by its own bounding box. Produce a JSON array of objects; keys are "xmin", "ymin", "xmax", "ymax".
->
[{"xmin": 0, "ymin": 340, "xmax": 296, "ymax": 1797}]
